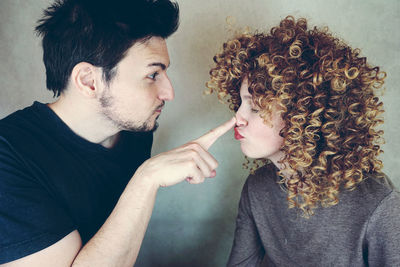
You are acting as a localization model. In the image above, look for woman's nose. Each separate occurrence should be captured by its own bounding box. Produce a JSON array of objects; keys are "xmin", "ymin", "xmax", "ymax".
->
[{"xmin": 235, "ymin": 109, "xmax": 248, "ymax": 127}]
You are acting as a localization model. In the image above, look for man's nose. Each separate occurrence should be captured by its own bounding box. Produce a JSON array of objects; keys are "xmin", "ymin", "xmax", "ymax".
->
[{"xmin": 158, "ymin": 75, "xmax": 174, "ymax": 101}]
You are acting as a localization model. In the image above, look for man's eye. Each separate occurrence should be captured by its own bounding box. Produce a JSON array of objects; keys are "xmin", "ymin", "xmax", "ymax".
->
[{"xmin": 147, "ymin": 72, "xmax": 159, "ymax": 80}]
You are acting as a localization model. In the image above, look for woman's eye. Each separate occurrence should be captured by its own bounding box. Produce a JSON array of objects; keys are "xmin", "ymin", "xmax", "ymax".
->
[
  {"xmin": 147, "ymin": 72, "xmax": 159, "ymax": 80},
  {"xmin": 251, "ymin": 108, "xmax": 259, "ymax": 113}
]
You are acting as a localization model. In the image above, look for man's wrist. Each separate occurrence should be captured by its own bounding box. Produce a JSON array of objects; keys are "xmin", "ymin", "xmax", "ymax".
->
[{"xmin": 130, "ymin": 171, "xmax": 160, "ymax": 192}]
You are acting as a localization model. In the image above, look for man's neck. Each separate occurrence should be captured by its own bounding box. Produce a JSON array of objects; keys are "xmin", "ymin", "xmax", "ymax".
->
[{"xmin": 48, "ymin": 95, "xmax": 120, "ymax": 149}]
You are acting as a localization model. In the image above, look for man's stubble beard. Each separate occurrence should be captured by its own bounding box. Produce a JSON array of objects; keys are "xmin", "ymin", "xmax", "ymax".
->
[{"xmin": 99, "ymin": 91, "xmax": 159, "ymax": 133}]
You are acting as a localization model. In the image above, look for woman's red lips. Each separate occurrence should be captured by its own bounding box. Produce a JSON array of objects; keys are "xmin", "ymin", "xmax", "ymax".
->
[{"xmin": 234, "ymin": 128, "xmax": 244, "ymax": 140}]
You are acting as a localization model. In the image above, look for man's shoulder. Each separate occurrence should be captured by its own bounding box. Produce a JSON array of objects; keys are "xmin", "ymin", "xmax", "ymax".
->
[
  {"xmin": 0, "ymin": 102, "xmax": 43, "ymax": 138},
  {"xmin": 0, "ymin": 102, "xmax": 59, "ymax": 166}
]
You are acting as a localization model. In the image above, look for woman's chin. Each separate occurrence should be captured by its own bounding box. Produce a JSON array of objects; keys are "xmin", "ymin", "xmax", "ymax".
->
[{"xmin": 240, "ymin": 146, "xmax": 259, "ymax": 159}]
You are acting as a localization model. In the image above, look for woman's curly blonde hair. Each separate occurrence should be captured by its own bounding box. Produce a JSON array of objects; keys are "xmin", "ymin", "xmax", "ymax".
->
[{"xmin": 206, "ymin": 16, "xmax": 386, "ymax": 216}]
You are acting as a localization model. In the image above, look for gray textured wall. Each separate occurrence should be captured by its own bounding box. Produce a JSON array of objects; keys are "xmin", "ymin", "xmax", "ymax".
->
[{"xmin": 1, "ymin": 0, "xmax": 399, "ymax": 266}]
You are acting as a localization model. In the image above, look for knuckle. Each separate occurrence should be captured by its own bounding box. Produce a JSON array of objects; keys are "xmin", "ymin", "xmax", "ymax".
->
[
  {"xmin": 200, "ymin": 168, "xmax": 210, "ymax": 177},
  {"xmin": 211, "ymin": 161, "xmax": 219, "ymax": 170},
  {"xmin": 185, "ymin": 141, "xmax": 194, "ymax": 147},
  {"xmin": 194, "ymin": 170, "xmax": 204, "ymax": 181},
  {"xmin": 186, "ymin": 160, "xmax": 197, "ymax": 169},
  {"xmin": 182, "ymin": 142, "xmax": 194, "ymax": 150},
  {"xmin": 187, "ymin": 149, "xmax": 198, "ymax": 158},
  {"xmin": 193, "ymin": 177, "xmax": 205, "ymax": 184},
  {"xmin": 188, "ymin": 142, "xmax": 201, "ymax": 150}
]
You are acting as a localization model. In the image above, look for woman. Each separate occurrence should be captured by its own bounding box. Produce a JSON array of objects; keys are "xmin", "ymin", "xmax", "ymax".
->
[{"xmin": 207, "ymin": 16, "xmax": 400, "ymax": 266}]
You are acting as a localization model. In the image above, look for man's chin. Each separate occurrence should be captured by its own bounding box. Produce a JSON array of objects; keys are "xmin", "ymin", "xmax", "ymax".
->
[
  {"xmin": 148, "ymin": 114, "xmax": 161, "ymax": 132},
  {"xmin": 149, "ymin": 122, "xmax": 159, "ymax": 132},
  {"xmin": 125, "ymin": 120, "xmax": 159, "ymax": 133}
]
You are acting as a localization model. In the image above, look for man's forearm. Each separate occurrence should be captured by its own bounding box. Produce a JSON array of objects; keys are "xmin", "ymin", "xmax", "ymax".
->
[{"xmin": 72, "ymin": 174, "xmax": 159, "ymax": 267}]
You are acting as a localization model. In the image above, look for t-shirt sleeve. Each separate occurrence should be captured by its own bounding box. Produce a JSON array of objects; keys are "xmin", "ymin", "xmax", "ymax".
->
[
  {"xmin": 227, "ymin": 178, "xmax": 265, "ymax": 266},
  {"xmin": 0, "ymin": 137, "xmax": 76, "ymax": 264},
  {"xmin": 365, "ymin": 190, "xmax": 400, "ymax": 266}
]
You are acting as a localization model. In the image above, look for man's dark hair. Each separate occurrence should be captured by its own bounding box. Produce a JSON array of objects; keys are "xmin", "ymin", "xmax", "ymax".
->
[{"xmin": 35, "ymin": 0, "xmax": 179, "ymax": 96}]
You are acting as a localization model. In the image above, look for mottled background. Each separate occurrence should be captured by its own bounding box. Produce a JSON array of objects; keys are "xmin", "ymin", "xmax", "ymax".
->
[{"xmin": 1, "ymin": 0, "xmax": 399, "ymax": 266}]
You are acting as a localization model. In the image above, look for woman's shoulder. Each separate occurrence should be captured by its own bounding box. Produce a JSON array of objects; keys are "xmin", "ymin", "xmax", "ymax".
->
[
  {"xmin": 357, "ymin": 173, "xmax": 397, "ymax": 196},
  {"xmin": 343, "ymin": 173, "xmax": 400, "ymax": 208},
  {"xmin": 245, "ymin": 163, "xmax": 280, "ymax": 190}
]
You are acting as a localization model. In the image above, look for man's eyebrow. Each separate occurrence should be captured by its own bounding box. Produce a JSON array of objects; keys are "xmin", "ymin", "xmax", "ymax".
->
[{"xmin": 147, "ymin": 62, "xmax": 170, "ymax": 70}]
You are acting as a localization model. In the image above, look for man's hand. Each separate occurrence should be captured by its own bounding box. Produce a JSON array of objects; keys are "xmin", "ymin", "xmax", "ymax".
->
[{"xmin": 133, "ymin": 117, "xmax": 236, "ymax": 187}]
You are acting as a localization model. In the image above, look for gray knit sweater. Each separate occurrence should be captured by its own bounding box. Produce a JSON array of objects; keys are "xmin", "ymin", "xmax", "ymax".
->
[{"xmin": 227, "ymin": 165, "xmax": 400, "ymax": 266}]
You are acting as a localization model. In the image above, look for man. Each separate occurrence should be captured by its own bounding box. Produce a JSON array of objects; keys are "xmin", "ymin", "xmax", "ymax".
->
[{"xmin": 0, "ymin": 0, "xmax": 235, "ymax": 265}]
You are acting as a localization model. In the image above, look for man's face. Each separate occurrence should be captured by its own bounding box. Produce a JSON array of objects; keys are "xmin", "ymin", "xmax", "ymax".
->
[{"xmin": 98, "ymin": 37, "xmax": 174, "ymax": 132}]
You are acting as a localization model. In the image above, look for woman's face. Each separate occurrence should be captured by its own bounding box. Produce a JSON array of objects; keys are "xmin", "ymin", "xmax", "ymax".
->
[{"xmin": 234, "ymin": 78, "xmax": 285, "ymax": 166}]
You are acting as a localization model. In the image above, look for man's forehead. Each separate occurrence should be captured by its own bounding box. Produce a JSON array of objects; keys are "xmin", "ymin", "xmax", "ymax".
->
[
  {"xmin": 130, "ymin": 37, "xmax": 170, "ymax": 66},
  {"xmin": 133, "ymin": 37, "xmax": 167, "ymax": 54}
]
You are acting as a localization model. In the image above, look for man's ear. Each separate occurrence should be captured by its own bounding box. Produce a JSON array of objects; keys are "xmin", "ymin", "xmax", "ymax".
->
[{"xmin": 70, "ymin": 62, "xmax": 101, "ymax": 98}]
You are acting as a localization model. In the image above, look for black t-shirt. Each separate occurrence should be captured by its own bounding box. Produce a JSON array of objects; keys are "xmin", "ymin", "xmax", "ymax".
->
[{"xmin": 0, "ymin": 102, "xmax": 153, "ymax": 263}]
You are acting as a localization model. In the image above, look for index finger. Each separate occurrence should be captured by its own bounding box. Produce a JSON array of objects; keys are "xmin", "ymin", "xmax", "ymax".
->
[{"xmin": 193, "ymin": 117, "xmax": 236, "ymax": 150}]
